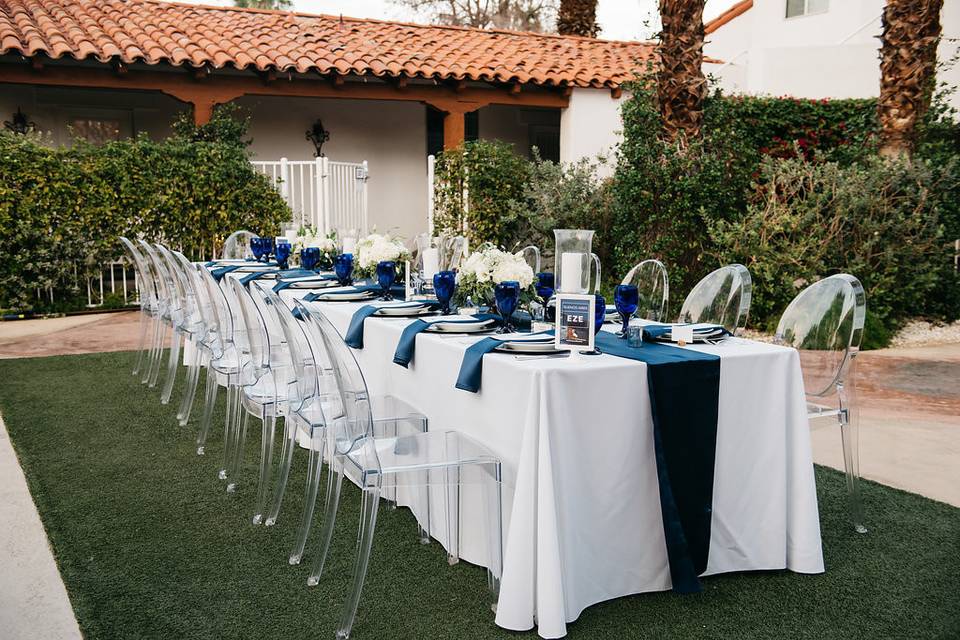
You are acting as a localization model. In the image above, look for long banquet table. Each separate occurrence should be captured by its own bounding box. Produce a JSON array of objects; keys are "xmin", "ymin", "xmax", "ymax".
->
[{"xmin": 270, "ymin": 285, "xmax": 825, "ymax": 639}]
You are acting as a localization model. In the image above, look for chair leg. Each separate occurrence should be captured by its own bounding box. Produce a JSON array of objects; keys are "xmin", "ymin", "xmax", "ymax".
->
[
  {"xmin": 226, "ymin": 403, "xmax": 248, "ymax": 493},
  {"xmin": 196, "ymin": 367, "xmax": 219, "ymax": 456},
  {"xmin": 160, "ymin": 331, "xmax": 182, "ymax": 405},
  {"xmin": 838, "ymin": 382, "xmax": 867, "ymax": 534},
  {"xmin": 147, "ymin": 322, "xmax": 168, "ymax": 389},
  {"xmin": 219, "ymin": 383, "xmax": 238, "ymax": 481},
  {"xmin": 142, "ymin": 316, "xmax": 162, "ymax": 385},
  {"xmin": 290, "ymin": 435, "xmax": 325, "ymax": 565},
  {"xmin": 132, "ymin": 311, "xmax": 150, "ymax": 376},
  {"xmin": 265, "ymin": 416, "xmax": 297, "ymax": 527},
  {"xmin": 252, "ymin": 412, "xmax": 277, "ymax": 525},
  {"xmin": 445, "ymin": 465, "xmax": 461, "ymax": 566},
  {"xmin": 177, "ymin": 347, "xmax": 202, "ymax": 425},
  {"xmin": 335, "ymin": 484, "xmax": 381, "ymax": 640},
  {"xmin": 484, "ymin": 464, "xmax": 504, "ymax": 612},
  {"xmin": 307, "ymin": 460, "xmax": 344, "ymax": 586}
]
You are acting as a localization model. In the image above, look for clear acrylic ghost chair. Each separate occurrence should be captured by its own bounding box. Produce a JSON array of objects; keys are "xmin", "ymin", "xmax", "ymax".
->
[
  {"xmin": 262, "ymin": 292, "xmax": 428, "ymax": 563},
  {"xmin": 621, "ymin": 259, "xmax": 669, "ymax": 322},
  {"xmin": 222, "ymin": 230, "xmax": 258, "ymax": 260},
  {"xmin": 678, "ymin": 263, "xmax": 752, "ymax": 334},
  {"xmin": 774, "ymin": 274, "xmax": 867, "ymax": 534},
  {"xmin": 194, "ymin": 266, "xmax": 248, "ymax": 480},
  {"xmin": 439, "ymin": 233, "xmax": 468, "ymax": 271},
  {"xmin": 118, "ymin": 237, "xmax": 161, "ymax": 377},
  {"xmin": 227, "ymin": 276, "xmax": 297, "ymax": 524},
  {"xmin": 297, "ymin": 302, "xmax": 503, "ymax": 640},
  {"xmin": 169, "ymin": 249, "xmax": 216, "ymax": 425},
  {"xmin": 128, "ymin": 238, "xmax": 169, "ymax": 386},
  {"xmin": 137, "ymin": 240, "xmax": 180, "ymax": 390},
  {"xmin": 155, "ymin": 243, "xmax": 206, "ymax": 407},
  {"xmin": 517, "ymin": 245, "xmax": 541, "ymax": 273}
]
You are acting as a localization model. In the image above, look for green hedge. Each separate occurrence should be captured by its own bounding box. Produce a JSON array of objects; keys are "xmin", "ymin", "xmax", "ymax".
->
[{"xmin": 0, "ymin": 106, "xmax": 289, "ymax": 311}]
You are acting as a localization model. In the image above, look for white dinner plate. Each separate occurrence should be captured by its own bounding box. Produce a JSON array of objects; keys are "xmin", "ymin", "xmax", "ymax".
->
[
  {"xmin": 312, "ymin": 290, "xmax": 378, "ymax": 302},
  {"xmin": 283, "ymin": 278, "xmax": 341, "ymax": 289},
  {"xmin": 425, "ymin": 319, "xmax": 497, "ymax": 333},
  {"xmin": 495, "ymin": 340, "xmax": 563, "ymax": 354},
  {"xmin": 374, "ymin": 304, "xmax": 435, "ymax": 317}
]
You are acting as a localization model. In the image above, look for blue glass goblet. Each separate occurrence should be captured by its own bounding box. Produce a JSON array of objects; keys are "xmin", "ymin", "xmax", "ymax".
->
[
  {"xmin": 261, "ymin": 237, "xmax": 275, "ymax": 263},
  {"xmin": 583, "ymin": 293, "xmax": 606, "ymax": 356},
  {"xmin": 275, "ymin": 239, "xmax": 291, "ymax": 270},
  {"xmin": 376, "ymin": 261, "xmax": 396, "ymax": 301},
  {"xmin": 614, "ymin": 284, "xmax": 639, "ymax": 337},
  {"xmin": 433, "ymin": 270, "xmax": 456, "ymax": 315},
  {"xmin": 494, "ymin": 280, "xmax": 520, "ymax": 334},
  {"xmin": 300, "ymin": 247, "xmax": 321, "ymax": 271},
  {"xmin": 250, "ymin": 236, "xmax": 265, "ymax": 261},
  {"xmin": 334, "ymin": 253, "xmax": 354, "ymax": 286},
  {"xmin": 535, "ymin": 272, "xmax": 555, "ymax": 301}
]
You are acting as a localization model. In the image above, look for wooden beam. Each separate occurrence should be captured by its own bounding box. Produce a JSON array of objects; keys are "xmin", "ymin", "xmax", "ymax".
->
[
  {"xmin": 610, "ymin": 87, "xmax": 623, "ymax": 99},
  {"xmin": 509, "ymin": 82, "xmax": 521, "ymax": 95},
  {"xmin": 0, "ymin": 63, "xmax": 569, "ymax": 111}
]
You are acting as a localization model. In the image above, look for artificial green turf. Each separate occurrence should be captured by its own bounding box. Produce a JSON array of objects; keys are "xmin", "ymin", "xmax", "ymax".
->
[{"xmin": 0, "ymin": 351, "xmax": 958, "ymax": 640}]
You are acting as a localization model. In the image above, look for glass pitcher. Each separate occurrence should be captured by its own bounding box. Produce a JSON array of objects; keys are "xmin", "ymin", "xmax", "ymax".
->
[{"xmin": 553, "ymin": 229, "xmax": 601, "ymax": 294}]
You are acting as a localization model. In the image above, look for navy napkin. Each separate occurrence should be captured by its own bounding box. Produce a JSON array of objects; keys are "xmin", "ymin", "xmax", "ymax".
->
[
  {"xmin": 393, "ymin": 314, "xmax": 497, "ymax": 368},
  {"xmin": 594, "ymin": 330, "xmax": 720, "ymax": 594},
  {"xmin": 210, "ymin": 264, "xmax": 244, "ymax": 281},
  {"xmin": 455, "ymin": 330, "xmax": 554, "ymax": 393},
  {"xmin": 343, "ymin": 305, "xmax": 382, "ymax": 348},
  {"xmin": 302, "ymin": 284, "xmax": 406, "ymax": 303},
  {"xmin": 272, "ymin": 272, "xmax": 338, "ymax": 292}
]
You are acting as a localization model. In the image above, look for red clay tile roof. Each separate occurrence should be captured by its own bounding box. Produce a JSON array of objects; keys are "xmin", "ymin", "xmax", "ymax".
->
[
  {"xmin": 0, "ymin": 0, "xmax": 656, "ymax": 88},
  {"xmin": 705, "ymin": 0, "xmax": 753, "ymax": 34}
]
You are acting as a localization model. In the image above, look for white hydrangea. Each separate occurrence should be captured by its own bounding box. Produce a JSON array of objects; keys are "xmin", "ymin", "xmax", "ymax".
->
[
  {"xmin": 457, "ymin": 247, "xmax": 533, "ymax": 288},
  {"xmin": 356, "ymin": 232, "xmax": 409, "ymax": 271}
]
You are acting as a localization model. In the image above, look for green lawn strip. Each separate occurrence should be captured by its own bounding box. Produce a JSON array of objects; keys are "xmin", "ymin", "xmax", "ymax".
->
[{"xmin": 0, "ymin": 351, "xmax": 957, "ymax": 639}]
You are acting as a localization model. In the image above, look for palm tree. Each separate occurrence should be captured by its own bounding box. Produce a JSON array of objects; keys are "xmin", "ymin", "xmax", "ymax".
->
[
  {"xmin": 557, "ymin": 0, "xmax": 599, "ymax": 37},
  {"xmin": 657, "ymin": 0, "xmax": 707, "ymax": 142},
  {"xmin": 878, "ymin": 0, "xmax": 944, "ymax": 158},
  {"xmin": 234, "ymin": 0, "xmax": 293, "ymax": 9}
]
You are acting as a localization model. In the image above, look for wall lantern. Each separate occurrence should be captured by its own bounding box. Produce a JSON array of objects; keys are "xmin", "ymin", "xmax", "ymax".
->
[
  {"xmin": 306, "ymin": 118, "xmax": 330, "ymax": 157},
  {"xmin": 4, "ymin": 107, "xmax": 36, "ymax": 135}
]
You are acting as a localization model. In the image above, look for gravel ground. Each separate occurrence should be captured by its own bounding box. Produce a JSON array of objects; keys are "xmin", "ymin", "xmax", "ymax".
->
[{"xmin": 889, "ymin": 319, "xmax": 960, "ymax": 348}]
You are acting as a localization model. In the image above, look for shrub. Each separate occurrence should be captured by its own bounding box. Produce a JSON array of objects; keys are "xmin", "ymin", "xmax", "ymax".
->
[
  {"xmin": 432, "ymin": 139, "xmax": 530, "ymax": 249},
  {"xmin": 707, "ymin": 155, "xmax": 956, "ymax": 334},
  {"xmin": 0, "ymin": 106, "xmax": 289, "ymax": 311},
  {"xmin": 610, "ymin": 83, "xmax": 755, "ymax": 303},
  {"xmin": 503, "ymin": 153, "xmax": 615, "ymax": 272}
]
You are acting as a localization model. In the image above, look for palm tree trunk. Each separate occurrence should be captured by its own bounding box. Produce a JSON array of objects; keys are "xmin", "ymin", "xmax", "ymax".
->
[
  {"xmin": 657, "ymin": 0, "xmax": 707, "ymax": 142},
  {"xmin": 557, "ymin": 0, "xmax": 599, "ymax": 37},
  {"xmin": 878, "ymin": 0, "xmax": 944, "ymax": 158}
]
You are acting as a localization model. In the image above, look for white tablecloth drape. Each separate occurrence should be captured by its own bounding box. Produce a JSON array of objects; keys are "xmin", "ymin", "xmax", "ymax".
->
[{"xmin": 270, "ymin": 289, "xmax": 824, "ymax": 639}]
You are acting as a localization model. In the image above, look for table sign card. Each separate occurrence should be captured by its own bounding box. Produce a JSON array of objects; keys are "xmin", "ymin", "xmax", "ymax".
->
[
  {"xmin": 673, "ymin": 324, "xmax": 694, "ymax": 345},
  {"xmin": 555, "ymin": 293, "xmax": 595, "ymax": 355}
]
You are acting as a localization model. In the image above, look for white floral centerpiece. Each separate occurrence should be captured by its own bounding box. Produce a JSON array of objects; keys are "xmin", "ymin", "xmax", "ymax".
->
[
  {"xmin": 455, "ymin": 246, "xmax": 536, "ymax": 309},
  {"xmin": 355, "ymin": 231, "xmax": 411, "ymax": 278},
  {"xmin": 291, "ymin": 225, "xmax": 338, "ymax": 269}
]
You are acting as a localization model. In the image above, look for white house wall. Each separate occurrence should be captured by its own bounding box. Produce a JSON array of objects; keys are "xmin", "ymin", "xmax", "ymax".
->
[
  {"xmin": 705, "ymin": 0, "xmax": 960, "ymax": 109},
  {"xmin": 559, "ymin": 88, "xmax": 626, "ymax": 177},
  {"xmin": 235, "ymin": 95, "xmax": 428, "ymax": 240}
]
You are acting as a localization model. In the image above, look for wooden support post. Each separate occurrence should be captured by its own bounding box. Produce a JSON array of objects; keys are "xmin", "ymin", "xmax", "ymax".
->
[
  {"xmin": 443, "ymin": 110, "xmax": 466, "ymax": 150},
  {"xmin": 193, "ymin": 100, "xmax": 215, "ymax": 126}
]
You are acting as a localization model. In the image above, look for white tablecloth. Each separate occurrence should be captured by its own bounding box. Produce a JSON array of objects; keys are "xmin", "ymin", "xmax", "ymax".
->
[{"xmin": 272, "ymin": 289, "xmax": 824, "ymax": 639}]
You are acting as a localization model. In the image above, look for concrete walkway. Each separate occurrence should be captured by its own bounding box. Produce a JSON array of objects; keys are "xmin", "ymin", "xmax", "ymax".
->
[{"xmin": 0, "ymin": 414, "xmax": 83, "ymax": 640}]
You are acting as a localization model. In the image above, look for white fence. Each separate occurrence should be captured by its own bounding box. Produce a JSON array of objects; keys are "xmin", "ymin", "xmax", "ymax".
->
[{"xmin": 252, "ymin": 157, "xmax": 369, "ymax": 234}]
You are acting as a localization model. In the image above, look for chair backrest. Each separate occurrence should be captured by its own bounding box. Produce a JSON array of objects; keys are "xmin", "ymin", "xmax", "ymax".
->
[
  {"xmin": 195, "ymin": 266, "xmax": 235, "ymax": 358},
  {"xmin": 118, "ymin": 237, "xmax": 157, "ymax": 307},
  {"xmin": 137, "ymin": 240, "xmax": 173, "ymax": 307},
  {"xmin": 678, "ymin": 264, "xmax": 752, "ymax": 333},
  {"xmin": 517, "ymin": 245, "xmax": 541, "ymax": 273},
  {"xmin": 294, "ymin": 301, "xmax": 377, "ymax": 467},
  {"xmin": 621, "ymin": 259, "xmax": 669, "ymax": 322},
  {"xmin": 255, "ymin": 286, "xmax": 318, "ymax": 410},
  {"xmin": 154, "ymin": 243, "xmax": 192, "ymax": 321},
  {"xmin": 774, "ymin": 274, "xmax": 866, "ymax": 397},
  {"xmin": 222, "ymin": 230, "xmax": 258, "ymax": 260},
  {"xmin": 228, "ymin": 276, "xmax": 272, "ymax": 374}
]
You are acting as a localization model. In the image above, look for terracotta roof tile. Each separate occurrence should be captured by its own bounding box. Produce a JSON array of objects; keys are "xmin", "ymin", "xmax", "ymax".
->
[
  {"xmin": 0, "ymin": 0, "xmax": 654, "ymax": 88},
  {"xmin": 705, "ymin": 0, "xmax": 753, "ymax": 35}
]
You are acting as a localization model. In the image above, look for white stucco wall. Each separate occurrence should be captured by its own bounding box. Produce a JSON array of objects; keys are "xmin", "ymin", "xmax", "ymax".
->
[
  {"xmin": 705, "ymin": 0, "xmax": 960, "ymax": 108},
  {"xmin": 235, "ymin": 95, "xmax": 428, "ymax": 239},
  {"xmin": 559, "ymin": 88, "xmax": 625, "ymax": 176}
]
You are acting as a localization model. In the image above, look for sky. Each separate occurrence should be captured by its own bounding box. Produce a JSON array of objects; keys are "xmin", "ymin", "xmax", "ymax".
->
[{"xmin": 173, "ymin": 0, "xmax": 741, "ymax": 42}]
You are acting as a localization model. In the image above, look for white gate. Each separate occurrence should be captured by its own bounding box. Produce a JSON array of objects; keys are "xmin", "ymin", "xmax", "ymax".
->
[{"xmin": 252, "ymin": 157, "xmax": 369, "ymax": 234}]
